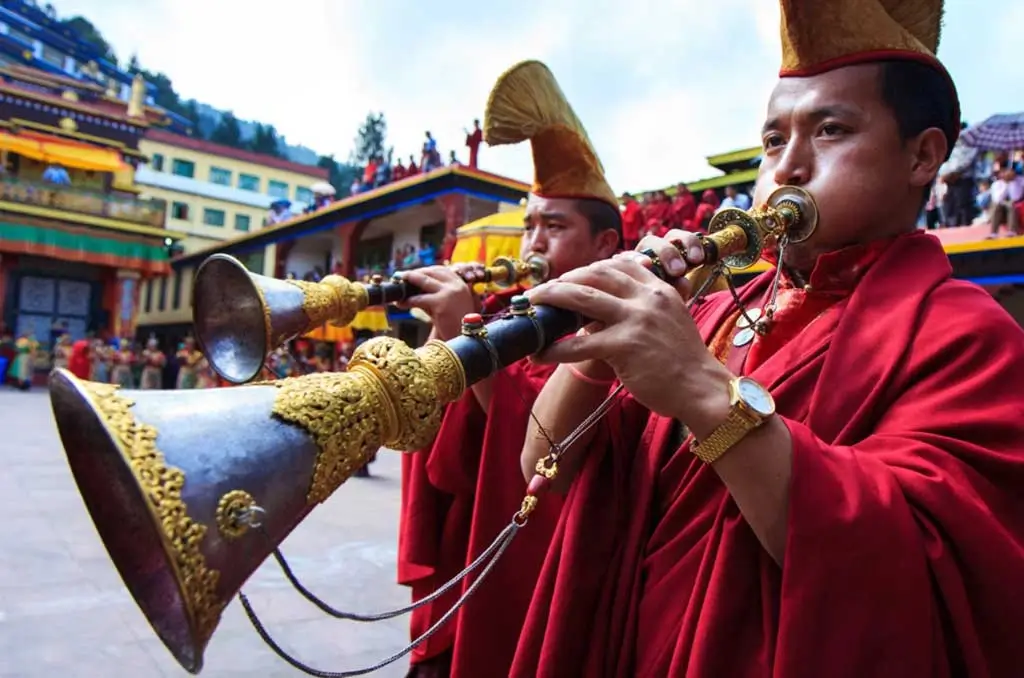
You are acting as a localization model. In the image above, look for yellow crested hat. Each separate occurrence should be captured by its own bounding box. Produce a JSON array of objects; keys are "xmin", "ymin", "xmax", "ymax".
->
[
  {"xmin": 483, "ymin": 60, "xmax": 617, "ymax": 210},
  {"xmin": 780, "ymin": 0, "xmax": 946, "ymax": 75}
]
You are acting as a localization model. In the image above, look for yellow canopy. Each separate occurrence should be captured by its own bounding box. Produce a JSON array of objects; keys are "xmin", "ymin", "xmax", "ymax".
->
[
  {"xmin": 451, "ymin": 207, "xmax": 525, "ymax": 266},
  {"xmin": 0, "ymin": 131, "xmax": 129, "ymax": 173}
]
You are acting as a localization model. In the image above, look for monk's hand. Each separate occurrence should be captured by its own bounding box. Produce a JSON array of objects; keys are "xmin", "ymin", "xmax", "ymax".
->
[
  {"xmin": 398, "ymin": 266, "xmax": 478, "ymax": 340},
  {"xmin": 525, "ymin": 241, "xmax": 733, "ymax": 434}
]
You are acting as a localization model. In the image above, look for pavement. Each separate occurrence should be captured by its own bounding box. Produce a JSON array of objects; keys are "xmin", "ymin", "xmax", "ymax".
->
[{"xmin": 0, "ymin": 387, "xmax": 410, "ymax": 678}]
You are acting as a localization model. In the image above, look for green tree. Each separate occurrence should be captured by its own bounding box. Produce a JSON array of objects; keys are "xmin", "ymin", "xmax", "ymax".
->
[
  {"xmin": 318, "ymin": 155, "xmax": 360, "ymax": 198},
  {"xmin": 351, "ymin": 112, "xmax": 392, "ymax": 165},
  {"xmin": 249, "ymin": 123, "xmax": 283, "ymax": 157},
  {"xmin": 60, "ymin": 16, "xmax": 116, "ymax": 63},
  {"xmin": 210, "ymin": 112, "xmax": 243, "ymax": 148},
  {"xmin": 126, "ymin": 53, "xmax": 140, "ymax": 74}
]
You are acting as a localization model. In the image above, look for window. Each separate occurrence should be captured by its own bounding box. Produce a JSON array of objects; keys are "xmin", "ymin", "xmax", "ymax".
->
[
  {"xmin": 295, "ymin": 187, "xmax": 314, "ymax": 205},
  {"xmin": 209, "ymin": 166, "xmax": 232, "ymax": 186},
  {"xmin": 40, "ymin": 45, "xmax": 65, "ymax": 68},
  {"xmin": 356, "ymin": 235, "xmax": 394, "ymax": 273},
  {"xmin": 267, "ymin": 180, "xmax": 289, "ymax": 199},
  {"xmin": 238, "ymin": 173, "xmax": 260, "ymax": 191},
  {"xmin": 238, "ymin": 251, "xmax": 266, "ymax": 276},
  {"xmin": 234, "ymin": 214, "xmax": 251, "ymax": 232},
  {"xmin": 8, "ymin": 28, "xmax": 33, "ymax": 47},
  {"xmin": 420, "ymin": 222, "xmax": 446, "ymax": 249},
  {"xmin": 172, "ymin": 270, "xmax": 182, "ymax": 310},
  {"xmin": 171, "ymin": 202, "xmax": 190, "ymax": 220},
  {"xmin": 158, "ymin": 277, "xmax": 167, "ymax": 312},
  {"xmin": 144, "ymin": 279, "xmax": 153, "ymax": 313},
  {"xmin": 202, "ymin": 208, "xmax": 226, "ymax": 227},
  {"xmin": 151, "ymin": 153, "xmax": 165, "ymax": 172},
  {"xmin": 171, "ymin": 159, "xmax": 195, "ymax": 178}
]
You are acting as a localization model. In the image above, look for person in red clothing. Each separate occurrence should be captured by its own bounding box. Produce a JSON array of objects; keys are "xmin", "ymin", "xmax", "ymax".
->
[
  {"xmin": 66, "ymin": 339, "xmax": 91, "ymax": 380},
  {"xmin": 513, "ymin": 0, "xmax": 1024, "ymax": 676},
  {"xmin": 392, "ymin": 158, "xmax": 407, "ymax": 182},
  {"xmin": 691, "ymin": 187, "xmax": 720, "ymax": 233},
  {"xmin": 395, "ymin": 60, "xmax": 622, "ymax": 678},
  {"xmin": 671, "ymin": 182, "xmax": 697, "ymax": 231},
  {"xmin": 464, "ymin": 119, "xmax": 483, "ymax": 168},
  {"xmin": 642, "ymin": 189, "xmax": 673, "ymax": 237},
  {"xmin": 619, "ymin": 192, "xmax": 643, "ymax": 249}
]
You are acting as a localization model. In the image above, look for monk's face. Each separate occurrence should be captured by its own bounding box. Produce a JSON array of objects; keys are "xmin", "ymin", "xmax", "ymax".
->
[
  {"xmin": 755, "ymin": 63, "xmax": 943, "ymax": 271},
  {"xmin": 522, "ymin": 195, "xmax": 619, "ymax": 279}
]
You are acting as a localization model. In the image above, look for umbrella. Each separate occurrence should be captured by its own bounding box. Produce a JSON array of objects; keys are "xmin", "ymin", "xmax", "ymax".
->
[
  {"xmin": 310, "ymin": 181, "xmax": 336, "ymax": 196},
  {"xmin": 960, "ymin": 113, "xmax": 1024, "ymax": 152}
]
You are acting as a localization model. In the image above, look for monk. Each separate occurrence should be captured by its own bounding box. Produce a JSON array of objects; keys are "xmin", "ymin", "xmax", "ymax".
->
[
  {"xmin": 671, "ymin": 183, "xmax": 697, "ymax": 231},
  {"xmin": 396, "ymin": 60, "xmax": 622, "ymax": 678},
  {"xmin": 620, "ymin": 192, "xmax": 643, "ymax": 250},
  {"xmin": 66, "ymin": 339, "xmax": 91, "ymax": 380},
  {"xmin": 513, "ymin": 0, "xmax": 1024, "ymax": 676},
  {"xmin": 643, "ymin": 189, "xmax": 673, "ymax": 237},
  {"xmin": 465, "ymin": 119, "xmax": 483, "ymax": 169}
]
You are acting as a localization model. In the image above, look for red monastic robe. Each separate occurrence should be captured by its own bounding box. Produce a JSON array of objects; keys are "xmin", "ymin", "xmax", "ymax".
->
[
  {"xmin": 621, "ymin": 201, "xmax": 643, "ymax": 247},
  {"xmin": 644, "ymin": 201, "xmax": 673, "ymax": 237},
  {"xmin": 511, "ymin": 231, "xmax": 1024, "ymax": 677},
  {"xmin": 672, "ymin": 192, "xmax": 697, "ymax": 231},
  {"xmin": 398, "ymin": 291, "xmax": 561, "ymax": 676}
]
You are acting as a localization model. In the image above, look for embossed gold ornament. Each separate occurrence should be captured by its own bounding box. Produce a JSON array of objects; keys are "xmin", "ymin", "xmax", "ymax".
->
[
  {"xmin": 271, "ymin": 336, "xmax": 467, "ymax": 505},
  {"xmin": 215, "ymin": 489, "xmax": 258, "ymax": 539},
  {"xmin": 81, "ymin": 381, "xmax": 223, "ymax": 645},
  {"xmin": 288, "ymin": 275, "xmax": 369, "ymax": 329}
]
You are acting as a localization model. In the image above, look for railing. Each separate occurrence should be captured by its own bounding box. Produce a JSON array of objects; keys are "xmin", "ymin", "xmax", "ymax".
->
[{"xmin": 0, "ymin": 175, "xmax": 168, "ymax": 228}]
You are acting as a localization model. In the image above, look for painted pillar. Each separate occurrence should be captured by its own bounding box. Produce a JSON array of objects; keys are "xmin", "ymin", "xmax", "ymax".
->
[
  {"xmin": 274, "ymin": 240, "xmax": 295, "ymax": 279},
  {"xmin": 0, "ymin": 253, "xmax": 7, "ymax": 329},
  {"xmin": 435, "ymin": 194, "xmax": 469, "ymax": 263},
  {"xmin": 113, "ymin": 269, "xmax": 142, "ymax": 339},
  {"xmin": 337, "ymin": 220, "xmax": 364, "ymax": 279}
]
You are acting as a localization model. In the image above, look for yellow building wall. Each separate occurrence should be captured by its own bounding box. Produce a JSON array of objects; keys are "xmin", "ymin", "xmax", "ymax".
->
[
  {"xmin": 138, "ymin": 183, "xmax": 266, "ymax": 253},
  {"xmin": 139, "ymin": 138, "xmax": 325, "ymax": 202},
  {"xmin": 134, "ymin": 136, "xmax": 321, "ymax": 328}
]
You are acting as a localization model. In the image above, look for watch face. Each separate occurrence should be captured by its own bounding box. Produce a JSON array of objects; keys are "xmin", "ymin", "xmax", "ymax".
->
[{"xmin": 737, "ymin": 377, "xmax": 775, "ymax": 416}]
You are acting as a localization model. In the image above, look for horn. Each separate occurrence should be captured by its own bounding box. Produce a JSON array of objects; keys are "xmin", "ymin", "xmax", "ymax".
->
[
  {"xmin": 192, "ymin": 253, "xmax": 550, "ymax": 385},
  {"xmin": 49, "ymin": 186, "xmax": 818, "ymax": 675},
  {"xmin": 47, "ymin": 333, "xmax": 472, "ymax": 675}
]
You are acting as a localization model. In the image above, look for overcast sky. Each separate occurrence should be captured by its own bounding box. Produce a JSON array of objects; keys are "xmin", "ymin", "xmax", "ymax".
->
[{"xmin": 53, "ymin": 0, "xmax": 1024, "ymax": 193}]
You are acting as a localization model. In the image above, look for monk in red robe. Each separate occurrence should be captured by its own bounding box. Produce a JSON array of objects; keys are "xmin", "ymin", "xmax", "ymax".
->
[
  {"xmin": 465, "ymin": 119, "xmax": 483, "ymax": 169},
  {"xmin": 620, "ymin": 192, "xmax": 643, "ymax": 250},
  {"xmin": 67, "ymin": 339, "xmax": 91, "ymax": 380},
  {"xmin": 513, "ymin": 1, "xmax": 1024, "ymax": 676},
  {"xmin": 643, "ymin": 189, "xmax": 673, "ymax": 237},
  {"xmin": 671, "ymin": 183, "xmax": 697, "ymax": 231},
  {"xmin": 396, "ymin": 60, "xmax": 622, "ymax": 678},
  {"xmin": 691, "ymin": 188, "xmax": 720, "ymax": 233}
]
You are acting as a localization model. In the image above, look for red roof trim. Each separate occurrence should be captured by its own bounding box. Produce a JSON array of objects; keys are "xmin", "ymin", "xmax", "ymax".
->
[{"xmin": 143, "ymin": 128, "xmax": 330, "ymax": 179}]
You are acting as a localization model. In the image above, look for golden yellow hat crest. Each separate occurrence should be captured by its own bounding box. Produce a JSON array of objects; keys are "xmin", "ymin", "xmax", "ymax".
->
[
  {"xmin": 779, "ymin": 0, "xmax": 946, "ymax": 76},
  {"xmin": 483, "ymin": 60, "xmax": 617, "ymax": 210}
]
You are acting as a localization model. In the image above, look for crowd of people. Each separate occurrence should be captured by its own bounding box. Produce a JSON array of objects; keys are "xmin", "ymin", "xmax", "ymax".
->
[
  {"xmin": 619, "ymin": 184, "xmax": 752, "ymax": 249},
  {"xmin": 0, "ymin": 331, "xmax": 221, "ymax": 391},
  {"xmin": 351, "ymin": 120, "xmax": 484, "ymax": 195},
  {"xmin": 925, "ymin": 146, "xmax": 1024, "ymax": 236}
]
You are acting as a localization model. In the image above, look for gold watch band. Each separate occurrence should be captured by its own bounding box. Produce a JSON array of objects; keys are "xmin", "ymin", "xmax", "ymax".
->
[{"xmin": 690, "ymin": 408, "xmax": 762, "ymax": 464}]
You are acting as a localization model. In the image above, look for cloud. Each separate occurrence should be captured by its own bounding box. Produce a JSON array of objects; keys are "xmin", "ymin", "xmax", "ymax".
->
[{"xmin": 48, "ymin": 0, "xmax": 1024, "ymax": 193}]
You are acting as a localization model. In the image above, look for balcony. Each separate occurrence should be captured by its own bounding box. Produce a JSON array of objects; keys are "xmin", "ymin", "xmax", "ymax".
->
[{"xmin": 0, "ymin": 175, "xmax": 167, "ymax": 228}]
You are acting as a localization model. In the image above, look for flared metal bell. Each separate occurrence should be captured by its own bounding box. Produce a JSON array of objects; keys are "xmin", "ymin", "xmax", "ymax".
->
[
  {"xmin": 47, "ymin": 336, "xmax": 469, "ymax": 673},
  {"xmin": 192, "ymin": 254, "xmax": 368, "ymax": 384},
  {"xmin": 49, "ymin": 369, "xmax": 330, "ymax": 673}
]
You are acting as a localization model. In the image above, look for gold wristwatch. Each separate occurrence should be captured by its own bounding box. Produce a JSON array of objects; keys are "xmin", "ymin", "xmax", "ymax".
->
[{"xmin": 691, "ymin": 377, "xmax": 776, "ymax": 464}]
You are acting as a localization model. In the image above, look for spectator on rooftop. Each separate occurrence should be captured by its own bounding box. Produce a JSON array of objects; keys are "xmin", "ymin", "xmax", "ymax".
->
[
  {"xmin": 392, "ymin": 157, "xmax": 407, "ymax": 182},
  {"xmin": 449, "ymin": 150, "xmax": 460, "ymax": 166},
  {"xmin": 422, "ymin": 131, "xmax": 441, "ymax": 171},
  {"xmin": 465, "ymin": 119, "xmax": 483, "ymax": 168}
]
